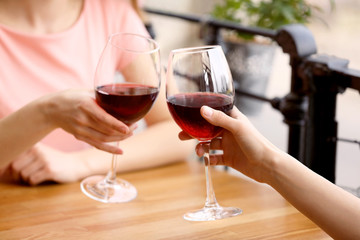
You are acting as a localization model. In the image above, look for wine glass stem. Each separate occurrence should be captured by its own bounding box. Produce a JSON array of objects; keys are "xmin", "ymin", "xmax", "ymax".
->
[
  {"xmin": 201, "ymin": 141, "xmax": 219, "ymax": 208},
  {"xmin": 106, "ymin": 142, "xmax": 119, "ymax": 184}
]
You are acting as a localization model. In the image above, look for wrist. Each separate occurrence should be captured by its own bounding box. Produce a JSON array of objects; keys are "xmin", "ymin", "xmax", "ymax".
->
[
  {"xmin": 72, "ymin": 152, "xmax": 94, "ymax": 180},
  {"xmin": 76, "ymin": 149, "xmax": 112, "ymax": 178},
  {"xmin": 265, "ymin": 149, "xmax": 298, "ymax": 188},
  {"xmin": 35, "ymin": 94, "xmax": 59, "ymax": 131},
  {"xmin": 259, "ymin": 148, "xmax": 287, "ymax": 186}
]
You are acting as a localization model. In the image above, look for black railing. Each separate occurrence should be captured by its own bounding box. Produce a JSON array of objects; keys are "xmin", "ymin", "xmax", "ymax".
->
[{"xmin": 144, "ymin": 7, "xmax": 360, "ymax": 183}]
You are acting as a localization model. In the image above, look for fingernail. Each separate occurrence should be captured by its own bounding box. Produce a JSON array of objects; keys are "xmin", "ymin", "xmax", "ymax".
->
[
  {"xmin": 120, "ymin": 126, "xmax": 129, "ymax": 134},
  {"xmin": 202, "ymin": 106, "xmax": 213, "ymax": 117}
]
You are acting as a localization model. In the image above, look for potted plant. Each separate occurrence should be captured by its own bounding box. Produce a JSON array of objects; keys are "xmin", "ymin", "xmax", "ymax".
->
[{"xmin": 210, "ymin": 0, "xmax": 334, "ymax": 115}]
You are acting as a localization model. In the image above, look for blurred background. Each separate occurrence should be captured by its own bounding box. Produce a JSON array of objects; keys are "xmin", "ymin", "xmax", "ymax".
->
[{"xmin": 142, "ymin": 0, "xmax": 360, "ymax": 192}]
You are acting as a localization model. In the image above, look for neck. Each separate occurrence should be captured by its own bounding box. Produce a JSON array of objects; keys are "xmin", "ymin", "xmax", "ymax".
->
[{"xmin": 0, "ymin": 0, "xmax": 84, "ymax": 34}]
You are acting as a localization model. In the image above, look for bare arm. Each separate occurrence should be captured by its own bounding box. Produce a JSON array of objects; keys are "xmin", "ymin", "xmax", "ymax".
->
[
  {"xmin": 0, "ymin": 89, "xmax": 132, "ymax": 168},
  {"xmin": 270, "ymin": 153, "xmax": 360, "ymax": 240},
  {"xmin": 65, "ymin": 70, "xmax": 195, "ymax": 177},
  {"xmin": 0, "ymin": 95, "xmax": 54, "ymax": 168},
  {"xmin": 6, "ymin": 79, "xmax": 195, "ymax": 185},
  {"xmin": 183, "ymin": 106, "xmax": 360, "ymax": 240}
]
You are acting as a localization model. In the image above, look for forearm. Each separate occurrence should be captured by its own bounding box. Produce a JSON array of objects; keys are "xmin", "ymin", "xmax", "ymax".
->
[
  {"xmin": 268, "ymin": 153, "xmax": 360, "ymax": 239},
  {"xmin": 0, "ymin": 99, "xmax": 54, "ymax": 167},
  {"xmin": 77, "ymin": 120, "xmax": 195, "ymax": 178},
  {"xmin": 118, "ymin": 120, "xmax": 195, "ymax": 172}
]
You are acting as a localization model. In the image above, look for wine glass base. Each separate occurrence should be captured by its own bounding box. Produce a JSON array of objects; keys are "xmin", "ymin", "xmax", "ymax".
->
[
  {"xmin": 80, "ymin": 175, "xmax": 137, "ymax": 203},
  {"xmin": 183, "ymin": 205, "xmax": 242, "ymax": 221}
]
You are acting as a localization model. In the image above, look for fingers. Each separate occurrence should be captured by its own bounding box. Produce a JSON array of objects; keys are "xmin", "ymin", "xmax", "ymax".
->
[
  {"xmin": 229, "ymin": 106, "xmax": 244, "ymax": 119},
  {"xmin": 23, "ymin": 164, "xmax": 56, "ymax": 185},
  {"xmin": 178, "ymin": 106, "xmax": 245, "ymax": 142},
  {"xmin": 200, "ymin": 106, "xmax": 243, "ymax": 133},
  {"xmin": 10, "ymin": 147, "xmax": 54, "ymax": 185},
  {"xmin": 209, "ymin": 154, "xmax": 225, "ymax": 166},
  {"xmin": 19, "ymin": 159, "xmax": 44, "ymax": 183},
  {"xmin": 80, "ymin": 99, "xmax": 130, "ymax": 135},
  {"xmin": 78, "ymin": 137, "xmax": 124, "ymax": 154},
  {"xmin": 195, "ymin": 138, "xmax": 222, "ymax": 157},
  {"xmin": 70, "ymin": 121, "xmax": 133, "ymax": 154},
  {"xmin": 178, "ymin": 131, "xmax": 193, "ymax": 141},
  {"xmin": 51, "ymin": 91, "xmax": 131, "ymax": 142},
  {"xmin": 195, "ymin": 143, "xmax": 204, "ymax": 157},
  {"xmin": 60, "ymin": 97, "xmax": 137, "ymax": 153},
  {"xmin": 27, "ymin": 169, "xmax": 49, "ymax": 185},
  {"xmin": 10, "ymin": 150, "xmax": 35, "ymax": 182},
  {"xmin": 10, "ymin": 149, "xmax": 43, "ymax": 184},
  {"xmin": 193, "ymin": 144, "xmax": 225, "ymax": 167},
  {"xmin": 73, "ymin": 124, "xmax": 132, "ymax": 143},
  {"xmin": 128, "ymin": 123, "xmax": 138, "ymax": 132}
]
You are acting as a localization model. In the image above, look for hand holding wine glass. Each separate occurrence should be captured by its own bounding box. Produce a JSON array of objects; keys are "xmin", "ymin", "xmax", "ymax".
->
[
  {"xmin": 81, "ymin": 32, "xmax": 161, "ymax": 203},
  {"xmin": 166, "ymin": 45, "xmax": 242, "ymax": 221}
]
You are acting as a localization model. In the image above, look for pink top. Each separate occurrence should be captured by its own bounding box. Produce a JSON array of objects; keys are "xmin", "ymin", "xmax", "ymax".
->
[{"xmin": 0, "ymin": 0, "xmax": 148, "ymax": 151}]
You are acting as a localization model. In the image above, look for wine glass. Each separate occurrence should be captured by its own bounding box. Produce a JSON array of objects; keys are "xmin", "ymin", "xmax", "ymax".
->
[
  {"xmin": 81, "ymin": 32, "xmax": 161, "ymax": 203},
  {"xmin": 166, "ymin": 45, "xmax": 242, "ymax": 221}
]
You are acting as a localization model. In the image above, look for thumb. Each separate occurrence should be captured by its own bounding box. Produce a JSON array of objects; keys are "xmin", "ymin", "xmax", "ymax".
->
[{"xmin": 200, "ymin": 106, "xmax": 241, "ymax": 133}]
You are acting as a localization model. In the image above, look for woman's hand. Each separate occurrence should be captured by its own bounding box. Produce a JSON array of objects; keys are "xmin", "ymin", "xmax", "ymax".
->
[
  {"xmin": 8, "ymin": 144, "xmax": 94, "ymax": 185},
  {"xmin": 39, "ymin": 89, "xmax": 136, "ymax": 154},
  {"xmin": 179, "ymin": 106, "xmax": 281, "ymax": 183},
  {"xmin": 0, "ymin": 89, "xmax": 137, "ymax": 169}
]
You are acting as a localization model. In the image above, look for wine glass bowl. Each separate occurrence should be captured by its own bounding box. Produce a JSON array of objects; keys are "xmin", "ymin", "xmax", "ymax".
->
[
  {"xmin": 166, "ymin": 92, "xmax": 233, "ymax": 141},
  {"xmin": 95, "ymin": 83, "xmax": 159, "ymax": 125},
  {"xmin": 81, "ymin": 32, "xmax": 161, "ymax": 203},
  {"xmin": 166, "ymin": 45, "xmax": 242, "ymax": 220}
]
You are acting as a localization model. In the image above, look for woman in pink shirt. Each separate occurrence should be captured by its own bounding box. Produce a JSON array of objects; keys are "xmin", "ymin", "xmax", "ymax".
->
[{"xmin": 0, "ymin": 0, "xmax": 194, "ymax": 185}]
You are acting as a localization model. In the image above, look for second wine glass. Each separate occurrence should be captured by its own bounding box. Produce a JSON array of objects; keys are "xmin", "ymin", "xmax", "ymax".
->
[
  {"xmin": 81, "ymin": 32, "xmax": 161, "ymax": 203},
  {"xmin": 166, "ymin": 45, "xmax": 242, "ymax": 221}
]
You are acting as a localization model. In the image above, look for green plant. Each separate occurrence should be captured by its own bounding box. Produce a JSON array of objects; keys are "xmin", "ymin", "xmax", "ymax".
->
[{"xmin": 212, "ymin": 0, "xmax": 334, "ymax": 40}]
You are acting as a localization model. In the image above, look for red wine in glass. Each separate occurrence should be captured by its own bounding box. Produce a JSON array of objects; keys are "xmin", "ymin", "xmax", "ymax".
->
[
  {"xmin": 166, "ymin": 45, "xmax": 241, "ymax": 221},
  {"xmin": 96, "ymin": 83, "xmax": 159, "ymax": 125},
  {"xmin": 81, "ymin": 32, "xmax": 161, "ymax": 204},
  {"xmin": 166, "ymin": 92, "xmax": 233, "ymax": 141}
]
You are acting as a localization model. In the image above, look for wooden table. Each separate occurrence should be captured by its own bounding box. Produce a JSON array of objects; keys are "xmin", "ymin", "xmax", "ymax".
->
[{"xmin": 0, "ymin": 160, "xmax": 330, "ymax": 239}]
